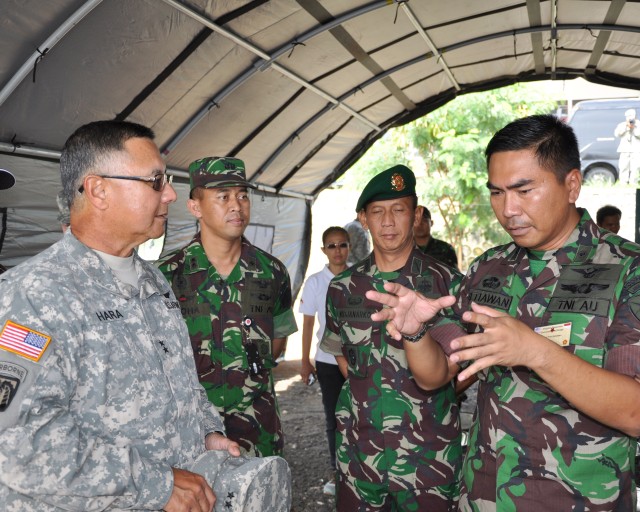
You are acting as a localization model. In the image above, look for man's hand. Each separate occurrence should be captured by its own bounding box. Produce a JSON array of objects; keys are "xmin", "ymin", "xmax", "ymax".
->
[
  {"xmin": 366, "ymin": 282, "xmax": 456, "ymax": 340},
  {"xmin": 205, "ymin": 432, "xmax": 242, "ymax": 457},
  {"xmin": 164, "ymin": 468, "xmax": 216, "ymax": 512},
  {"xmin": 300, "ymin": 359, "xmax": 316, "ymax": 385},
  {"xmin": 449, "ymin": 302, "xmax": 549, "ymax": 381}
]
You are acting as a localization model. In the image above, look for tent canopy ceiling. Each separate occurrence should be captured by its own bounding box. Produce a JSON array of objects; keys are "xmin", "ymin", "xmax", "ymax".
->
[{"xmin": 3, "ymin": 0, "xmax": 640, "ymax": 199}]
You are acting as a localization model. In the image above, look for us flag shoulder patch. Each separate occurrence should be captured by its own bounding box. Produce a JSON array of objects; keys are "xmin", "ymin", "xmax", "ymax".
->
[{"xmin": 0, "ymin": 321, "xmax": 51, "ymax": 362}]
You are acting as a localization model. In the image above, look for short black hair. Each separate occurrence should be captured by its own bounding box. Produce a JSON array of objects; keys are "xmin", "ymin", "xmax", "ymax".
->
[
  {"xmin": 60, "ymin": 120, "xmax": 155, "ymax": 208},
  {"xmin": 419, "ymin": 205, "xmax": 431, "ymax": 220},
  {"xmin": 596, "ymin": 205, "xmax": 622, "ymax": 225},
  {"xmin": 485, "ymin": 114, "xmax": 581, "ymax": 182},
  {"xmin": 322, "ymin": 226, "xmax": 349, "ymax": 245}
]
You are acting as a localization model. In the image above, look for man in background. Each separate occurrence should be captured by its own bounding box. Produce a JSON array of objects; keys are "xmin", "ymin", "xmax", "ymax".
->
[
  {"xmin": 596, "ymin": 204, "xmax": 622, "ymax": 234},
  {"xmin": 321, "ymin": 165, "xmax": 462, "ymax": 511},
  {"xmin": 159, "ymin": 157, "xmax": 297, "ymax": 458},
  {"xmin": 614, "ymin": 108, "xmax": 640, "ymax": 184},
  {"xmin": 414, "ymin": 205, "xmax": 458, "ymax": 268}
]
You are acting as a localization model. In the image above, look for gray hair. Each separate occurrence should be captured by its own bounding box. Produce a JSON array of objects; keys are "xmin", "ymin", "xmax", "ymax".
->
[{"xmin": 59, "ymin": 120, "xmax": 155, "ymax": 208}]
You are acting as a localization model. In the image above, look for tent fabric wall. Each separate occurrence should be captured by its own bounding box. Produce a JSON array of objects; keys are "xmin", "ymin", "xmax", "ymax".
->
[{"xmin": 2, "ymin": 0, "xmax": 640, "ymax": 288}]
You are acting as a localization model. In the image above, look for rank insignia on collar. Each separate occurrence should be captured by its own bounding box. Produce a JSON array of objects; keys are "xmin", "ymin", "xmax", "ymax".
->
[{"xmin": 0, "ymin": 321, "xmax": 51, "ymax": 362}]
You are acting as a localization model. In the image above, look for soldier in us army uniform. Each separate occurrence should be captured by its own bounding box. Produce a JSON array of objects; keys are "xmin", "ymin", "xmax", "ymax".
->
[
  {"xmin": 368, "ymin": 115, "xmax": 640, "ymax": 511},
  {"xmin": 319, "ymin": 165, "xmax": 462, "ymax": 511},
  {"xmin": 159, "ymin": 157, "xmax": 297, "ymax": 458},
  {"xmin": 0, "ymin": 121, "xmax": 254, "ymax": 512}
]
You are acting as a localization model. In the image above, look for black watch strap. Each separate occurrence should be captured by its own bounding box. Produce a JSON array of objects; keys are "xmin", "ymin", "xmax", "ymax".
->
[{"xmin": 401, "ymin": 322, "xmax": 428, "ymax": 343}]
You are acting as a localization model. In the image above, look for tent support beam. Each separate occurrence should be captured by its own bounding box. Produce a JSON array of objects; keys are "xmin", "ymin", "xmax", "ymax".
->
[
  {"xmin": 0, "ymin": 0, "xmax": 104, "ymax": 108},
  {"xmin": 399, "ymin": 2, "xmax": 460, "ymax": 91},
  {"xmin": 158, "ymin": 0, "xmax": 383, "ymax": 157},
  {"xmin": 586, "ymin": 0, "xmax": 626, "ymax": 76},
  {"xmin": 526, "ymin": 0, "xmax": 546, "ymax": 74},
  {"xmin": 550, "ymin": 0, "xmax": 558, "ymax": 76}
]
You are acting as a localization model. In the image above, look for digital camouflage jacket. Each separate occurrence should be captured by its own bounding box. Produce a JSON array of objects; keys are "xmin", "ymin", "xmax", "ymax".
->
[
  {"xmin": 0, "ymin": 233, "xmax": 223, "ymax": 511},
  {"xmin": 431, "ymin": 209, "xmax": 640, "ymax": 511},
  {"xmin": 321, "ymin": 247, "xmax": 463, "ymax": 502},
  {"xmin": 159, "ymin": 234, "xmax": 297, "ymax": 457}
]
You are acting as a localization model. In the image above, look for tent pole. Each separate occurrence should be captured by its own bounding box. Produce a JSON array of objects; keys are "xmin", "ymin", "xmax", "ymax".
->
[{"xmin": 0, "ymin": 0, "xmax": 104, "ymax": 108}]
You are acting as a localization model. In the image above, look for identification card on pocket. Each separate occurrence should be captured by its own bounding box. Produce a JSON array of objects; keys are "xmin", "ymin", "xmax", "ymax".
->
[{"xmin": 534, "ymin": 322, "xmax": 571, "ymax": 347}]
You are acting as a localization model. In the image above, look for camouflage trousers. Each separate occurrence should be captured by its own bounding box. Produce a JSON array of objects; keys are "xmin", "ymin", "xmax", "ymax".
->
[{"xmin": 336, "ymin": 473, "xmax": 458, "ymax": 512}]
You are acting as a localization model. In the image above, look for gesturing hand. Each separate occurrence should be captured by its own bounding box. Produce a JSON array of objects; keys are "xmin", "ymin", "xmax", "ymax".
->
[
  {"xmin": 366, "ymin": 282, "xmax": 456, "ymax": 340},
  {"xmin": 450, "ymin": 302, "xmax": 548, "ymax": 381}
]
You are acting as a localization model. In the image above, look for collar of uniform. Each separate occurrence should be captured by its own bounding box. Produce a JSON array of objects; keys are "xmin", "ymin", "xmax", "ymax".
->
[
  {"xmin": 63, "ymin": 232, "xmax": 168, "ymax": 299},
  {"xmin": 360, "ymin": 246, "xmax": 425, "ymax": 278},
  {"xmin": 501, "ymin": 208, "xmax": 595, "ymax": 268},
  {"xmin": 182, "ymin": 232, "xmax": 214, "ymax": 275},
  {"xmin": 547, "ymin": 208, "xmax": 597, "ymax": 267},
  {"xmin": 182, "ymin": 234, "xmax": 262, "ymax": 281},
  {"xmin": 238, "ymin": 237, "xmax": 263, "ymax": 277}
]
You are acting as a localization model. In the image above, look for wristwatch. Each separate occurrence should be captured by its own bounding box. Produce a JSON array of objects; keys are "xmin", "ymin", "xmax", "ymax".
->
[{"xmin": 401, "ymin": 322, "xmax": 428, "ymax": 343}]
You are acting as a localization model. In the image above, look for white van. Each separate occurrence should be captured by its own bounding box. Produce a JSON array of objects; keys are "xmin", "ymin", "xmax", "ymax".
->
[{"xmin": 568, "ymin": 98, "xmax": 640, "ymax": 184}]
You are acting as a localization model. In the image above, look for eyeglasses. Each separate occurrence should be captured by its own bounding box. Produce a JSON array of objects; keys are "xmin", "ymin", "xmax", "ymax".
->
[
  {"xmin": 78, "ymin": 173, "xmax": 173, "ymax": 193},
  {"xmin": 325, "ymin": 242, "xmax": 349, "ymax": 250}
]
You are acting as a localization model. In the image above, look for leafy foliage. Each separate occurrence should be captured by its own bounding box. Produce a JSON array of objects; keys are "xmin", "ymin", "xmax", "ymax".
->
[{"xmin": 341, "ymin": 83, "xmax": 558, "ymax": 269}]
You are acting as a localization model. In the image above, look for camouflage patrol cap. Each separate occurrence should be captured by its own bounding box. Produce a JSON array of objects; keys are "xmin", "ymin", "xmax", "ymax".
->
[
  {"xmin": 0, "ymin": 169, "xmax": 15, "ymax": 190},
  {"xmin": 355, "ymin": 164, "xmax": 416, "ymax": 212},
  {"xmin": 190, "ymin": 450, "xmax": 291, "ymax": 512},
  {"xmin": 189, "ymin": 156, "xmax": 257, "ymax": 194}
]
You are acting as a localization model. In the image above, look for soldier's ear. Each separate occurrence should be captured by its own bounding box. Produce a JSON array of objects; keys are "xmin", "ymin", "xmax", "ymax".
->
[
  {"xmin": 81, "ymin": 175, "xmax": 109, "ymax": 211},
  {"xmin": 357, "ymin": 209, "xmax": 367, "ymax": 230},
  {"xmin": 187, "ymin": 198, "xmax": 202, "ymax": 218},
  {"xmin": 413, "ymin": 207, "xmax": 422, "ymax": 228},
  {"xmin": 565, "ymin": 168, "xmax": 582, "ymax": 204}
]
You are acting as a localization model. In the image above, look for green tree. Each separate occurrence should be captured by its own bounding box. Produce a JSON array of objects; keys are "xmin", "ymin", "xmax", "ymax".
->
[{"xmin": 343, "ymin": 83, "xmax": 558, "ymax": 269}]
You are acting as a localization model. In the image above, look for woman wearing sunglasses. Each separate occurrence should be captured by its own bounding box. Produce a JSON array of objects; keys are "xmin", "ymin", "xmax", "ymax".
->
[{"xmin": 298, "ymin": 226, "xmax": 350, "ymax": 495}]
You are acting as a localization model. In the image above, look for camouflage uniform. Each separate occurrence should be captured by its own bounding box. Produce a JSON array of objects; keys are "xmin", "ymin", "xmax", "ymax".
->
[
  {"xmin": 418, "ymin": 237, "xmax": 458, "ymax": 269},
  {"xmin": 0, "ymin": 233, "xmax": 224, "ymax": 511},
  {"xmin": 159, "ymin": 234, "xmax": 297, "ymax": 457},
  {"xmin": 431, "ymin": 209, "xmax": 640, "ymax": 511},
  {"xmin": 320, "ymin": 247, "xmax": 462, "ymax": 511}
]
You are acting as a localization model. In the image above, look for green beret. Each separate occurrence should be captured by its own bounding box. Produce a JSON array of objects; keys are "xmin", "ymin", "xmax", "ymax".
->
[
  {"xmin": 189, "ymin": 156, "xmax": 257, "ymax": 194},
  {"xmin": 355, "ymin": 164, "xmax": 416, "ymax": 212}
]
